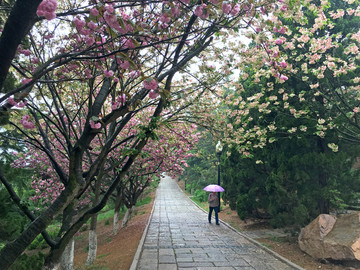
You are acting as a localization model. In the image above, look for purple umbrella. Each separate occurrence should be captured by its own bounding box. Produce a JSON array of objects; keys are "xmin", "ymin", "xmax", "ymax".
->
[{"xmin": 203, "ymin": 184, "xmax": 225, "ymax": 192}]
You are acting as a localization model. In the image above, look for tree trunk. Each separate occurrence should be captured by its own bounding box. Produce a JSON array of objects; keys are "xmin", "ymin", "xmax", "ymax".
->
[
  {"xmin": 113, "ymin": 188, "xmax": 123, "ymax": 235},
  {"xmin": 86, "ymin": 174, "xmax": 102, "ymax": 266},
  {"xmin": 43, "ymin": 202, "xmax": 76, "ymax": 270},
  {"xmin": 317, "ymin": 137, "xmax": 330, "ymax": 214},
  {"xmin": 0, "ymin": 0, "xmax": 42, "ymax": 91},
  {"xmin": 0, "ymin": 186, "xmax": 80, "ymax": 270},
  {"xmin": 121, "ymin": 205, "xmax": 134, "ymax": 228},
  {"xmin": 86, "ymin": 229, "xmax": 97, "ymax": 266},
  {"xmin": 60, "ymin": 238, "xmax": 74, "ymax": 270},
  {"xmin": 42, "ymin": 262, "xmax": 60, "ymax": 270},
  {"xmin": 113, "ymin": 211, "xmax": 120, "ymax": 235}
]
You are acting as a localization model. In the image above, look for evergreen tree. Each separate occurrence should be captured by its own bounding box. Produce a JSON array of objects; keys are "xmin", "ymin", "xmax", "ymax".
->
[{"xmin": 220, "ymin": 0, "xmax": 360, "ymax": 226}]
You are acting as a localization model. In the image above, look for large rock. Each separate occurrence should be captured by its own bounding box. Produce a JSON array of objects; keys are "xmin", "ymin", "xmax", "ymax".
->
[{"xmin": 298, "ymin": 212, "xmax": 360, "ymax": 261}]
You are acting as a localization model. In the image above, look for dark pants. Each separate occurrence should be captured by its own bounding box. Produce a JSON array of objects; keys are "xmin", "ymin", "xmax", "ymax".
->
[{"xmin": 208, "ymin": 206, "xmax": 219, "ymax": 224}]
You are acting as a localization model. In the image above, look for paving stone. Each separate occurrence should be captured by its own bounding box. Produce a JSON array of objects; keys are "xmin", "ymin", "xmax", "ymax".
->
[
  {"xmin": 159, "ymin": 248, "xmax": 175, "ymax": 256},
  {"xmin": 159, "ymin": 255, "xmax": 176, "ymax": 264},
  {"xmin": 176, "ymin": 256, "xmax": 194, "ymax": 263},
  {"xmin": 158, "ymin": 263, "xmax": 177, "ymax": 270},
  {"xmin": 178, "ymin": 262, "xmax": 215, "ymax": 267}
]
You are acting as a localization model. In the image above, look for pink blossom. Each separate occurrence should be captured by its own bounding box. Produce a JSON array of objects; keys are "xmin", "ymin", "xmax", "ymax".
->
[
  {"xmin": 84, "ymin": 68, "xmax": 92, "ymax": 79},
  {"xmin": 181, "ymin": 0, "xmax": 190, "ymax": 4},
  {"xmin": 85, "ymin": 37, "xmax": 95, "ymax": 46},
  {"xmin": 279, "ymin": 27, "xmax": 287, "ymax": 34},
  {"xmin": 73, "ymin": 17, "xmax": 86, "ymax": 30},
  {"xmin": 44, "ymin": 34, "xmax": 54, "ymax": 39},
  {"xmin": 21, "ymin": 49, "xmax": 31, "ymax": 56},
  {"xmin": 124, "ymin": 39, "xmax": 135, "ymax": 49},
  {"xmin": 114, "ymin": 77, "xmax": 119, "ymax": 83},
  {"xmin": 104, "ymin": 12, "xmax": 121, "ymax": 31},
  {"xmin": 194, "ymin": 4, "xmax": 209, "ymax": 19},
  {"xmin": 149, "ymin": 90, "xmax": 159, "ymax": 99},
  {"xmin": 280, "ymin": 74, "xmax": 288, "ymax": 81},
  {"xmin": 90, "ymin": 8, "xmax": 99, "ymax": 16},
  {"xmin": 171, "ymin": 7, "xmax": 181, "ymax": 17},
  {"xmin": 160, "ymin": 13, "xmax": 171, "ymax": 24},
  {"xmin": 117, "ymin": 94, "xmax": 126, "ymax": 105},
  {"xmin": 120, "ymin": 60, "xmax": 130, "ymax": 70},
  {"xmin": 222, "ymin": 3, "xmax": 232, "ymax": 14},
  {"xmin": 87, "ymin": 21, "xmax": 97, "ymax": 30},
  {"xmin": 111, "ymin": 102, "xmax": 119, "ymax": 110},
  {"xmin": 327, "ymin": 62, "xmax": 336, "ymax": 69},
  {"xmin": 104, "ymin": 70, "xmax": 114, "ymax": 78},
  {"xmin": 354, "ymin": 107, "xmax": 359, "ymax": 113},
  {"xmin": 16, "ymin": 102, "xmax": 26, "ymax": 108},
  {"xmin": 129, "ymin": 70, "xmax": 140, "ymax": 79},
  {"xmin": 275, "ymin": 38, "xmax": 284, "ymax": 45},
  {"xmin": 90, "ymin": 120, "xmax": 101, "ymax": 129},
  {"xmin": 143, "ymin": 78, "xmax": 158, "ymax": 90},
  {"xmin": 8, "ymin": 97, "xmax": 17, "ymax": 106},
  {"xmin": 105, "ymin": 4, "xmax": 114, "ymax": 14},
  {"xmin": 230, "ymin": 4, "xmax": 240, "ymax": 16},
  {"xmin": 22, "ymin": 78, "xmax": 32, "ymax": 85},
  {"xmin": 20, "ymin": 115, "xmax": 36, "ymax": 129},
  {"xmin": 36, "ymin": 0, "xmax": 57, "ymax": 20},
  {"xmin": 279, "ymin": 61, "xmax": 288, "ymax": 68}
]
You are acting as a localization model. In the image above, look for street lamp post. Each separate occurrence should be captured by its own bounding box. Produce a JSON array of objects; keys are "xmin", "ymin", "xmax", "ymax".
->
[{"xmin": 216, "ymin": 141, "xmax": 223, "ymax": 212}]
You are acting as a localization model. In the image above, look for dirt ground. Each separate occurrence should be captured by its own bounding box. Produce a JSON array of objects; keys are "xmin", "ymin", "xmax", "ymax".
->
[
  {"xmin": 73, "ymin": 193, "xmax": 154, "ymax": 270},
  {"xmin": 73, "ymin": 182, "xmax": 353, "ymax": 270}
]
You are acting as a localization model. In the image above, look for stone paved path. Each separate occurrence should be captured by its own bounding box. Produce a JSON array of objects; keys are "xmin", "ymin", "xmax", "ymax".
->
[{"xmin": 133, "ymin": 175, "xmax": 304, "ymax": 270}]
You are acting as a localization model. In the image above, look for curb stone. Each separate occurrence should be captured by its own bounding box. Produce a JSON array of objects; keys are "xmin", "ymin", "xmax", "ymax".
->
[{"xmin": 129, "ymin": 196, "xmax": 156, "ymax": 270}]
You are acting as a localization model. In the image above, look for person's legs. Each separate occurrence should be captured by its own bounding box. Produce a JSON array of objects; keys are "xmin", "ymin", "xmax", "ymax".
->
[
  {"xmin": 208, "ymin": 207, "xmax": 214, "ymax": 223},
  {"xmin": 215, "ymin": 206, "xmax": 219, "ymax": 225}
]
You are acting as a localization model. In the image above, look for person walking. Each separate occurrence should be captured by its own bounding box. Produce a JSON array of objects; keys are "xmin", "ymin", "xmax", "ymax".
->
[{"xmin": 208, "ymin": 191, "xmax": 219, "ymax": 225}]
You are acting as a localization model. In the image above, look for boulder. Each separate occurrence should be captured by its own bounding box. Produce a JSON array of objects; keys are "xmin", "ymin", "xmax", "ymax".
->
[{"xmin": 298, "ymin": 212, "xmax": 360, "ymax": 261}]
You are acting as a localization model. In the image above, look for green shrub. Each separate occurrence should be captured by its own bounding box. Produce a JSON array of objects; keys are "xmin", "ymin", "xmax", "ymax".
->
[
  {"xmin": 236, "ymin": 194, "xmax": 252, "ymax": 220},
  {"xmin": 136, "ymin": 196, "xmax": 152, "ymax": 206},
  {"xmin": 269, "ymin": 212, "xmax": 291, "ymax": 228},
  {"xmin": 193, "ymin": 189, "xmax": 208, "ymax": 203},
  {"xmin": 9, "ymin": 252, "xmax": 44, "ymax": 270},
  {"xmin": 27, "ymin": 228, "xmax": 58, "ymax": 250},
  {"xmin": 293, "ymin": 204, "xmax": 309, "ymax": 226},
  {"xmin": 80, "ymin": 224, "xmax": 88, "ymax": 232},
  {"xmin": 97, "ymin": 210, "xmax": 114, "ymax": 221},
  {"xmin": 28, "ymin": 234, "xmax": 48, "ymax": 250}
]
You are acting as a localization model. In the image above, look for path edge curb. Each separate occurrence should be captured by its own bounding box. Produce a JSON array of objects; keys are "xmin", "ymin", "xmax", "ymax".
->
[
  {"xmin": 176, "ymin": 181, "xmax": 305, "ymax": 270},
  {"xmin": 129, "ymin": 193, "xmax": 156, "ymax": 270}
]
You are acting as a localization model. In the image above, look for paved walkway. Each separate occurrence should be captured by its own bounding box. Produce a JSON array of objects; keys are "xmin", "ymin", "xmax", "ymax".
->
[{"xmin": 132, "ymin": 175, "xmax": 304, "ymax": 270}]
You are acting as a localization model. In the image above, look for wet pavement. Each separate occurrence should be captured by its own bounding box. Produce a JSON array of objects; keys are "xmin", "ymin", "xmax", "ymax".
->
[{"xmin": 131, "ymin": 175, "xmax": 304, "ymax": 270}]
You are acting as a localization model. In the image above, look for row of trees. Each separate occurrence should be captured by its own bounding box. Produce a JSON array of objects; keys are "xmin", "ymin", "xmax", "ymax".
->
[
  {"xmin": 184, "ymin": 0, "xmax": 360, "ymax": 227},
  {"xmin": 0, "ymin": 0, "xmax": 275, "ymax": 269}
]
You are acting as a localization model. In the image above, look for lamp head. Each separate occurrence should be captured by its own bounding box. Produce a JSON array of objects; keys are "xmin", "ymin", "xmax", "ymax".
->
[{"xmin": 216, "ymin": 140, "xmax": 223, "ymax": 153}]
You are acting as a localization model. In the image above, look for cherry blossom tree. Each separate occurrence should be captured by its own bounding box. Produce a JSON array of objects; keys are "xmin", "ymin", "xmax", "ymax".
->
[
  {"xmin": 207, "ymin": 0, "xmax": 360, "ymax": 218},
  {"xmin": 218, "ymin": 0, "xmax": 360, "ymax": 155},
  {"xmin": 0, "ymin": 0, "xmax": 271, "ymax": 269}
]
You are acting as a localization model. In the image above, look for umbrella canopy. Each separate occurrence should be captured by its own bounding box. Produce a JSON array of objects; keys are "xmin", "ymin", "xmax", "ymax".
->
[{"xmin": 203, "ymin": 184, "xmax": 225, "ymax": 192}]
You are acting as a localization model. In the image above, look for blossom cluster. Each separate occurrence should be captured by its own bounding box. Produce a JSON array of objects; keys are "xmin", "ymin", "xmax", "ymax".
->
[{"xmin": 36, "ymin": 0, "xmax": 57, "ymax": 20}]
